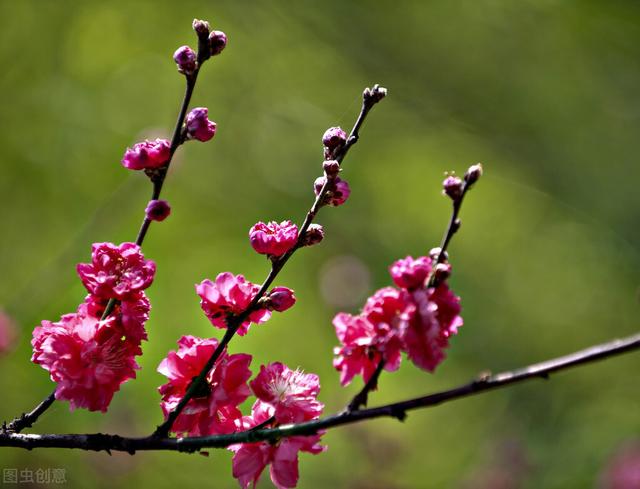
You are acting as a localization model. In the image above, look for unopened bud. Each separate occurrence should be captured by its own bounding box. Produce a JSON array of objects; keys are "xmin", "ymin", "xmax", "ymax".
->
[
  {"xmin": 429, "ymin": 247, "xmax": 448, "ymax": 262},
  {"xmin": 323, "ymin": 160, "xmax": 340, "ymax": 179},
  {"xmin": 173, "ymin": 45, "xmax": 197, "ymax": 75},
  {"xmin": 363, "ymin": 84, "xmax": 388, "ymax": 105},
  {"xmin": 209, "ymin": 30, "xmax": 228, "ymax": 56},
  {"xmin": 267, "ymin": 287, "xmax": 296, "ymax": 312},
  {"xmin": 322, "ymin": 127, "xmax": 347, "ymax": 151},
  {"xmin": 443, "ymin": 175, "xmax": 463, "ymax": 201},
  {"xmin": 302, "ymin": 224, "xmax": 325, "ymax": 247},
  {"xmin": 192, "ymin": 19, "xmax": 210, "ymax": 39},
  {"xmin": 145, "ymin": 199, "xmax": 172, "ymax": 222},
  {"xmin": 464, "ymin": 163, "xmax": 483, "ymax": 186},
  {"xmin": 433, "ymin": 262, "xmax": 452, "ymax": 283}
]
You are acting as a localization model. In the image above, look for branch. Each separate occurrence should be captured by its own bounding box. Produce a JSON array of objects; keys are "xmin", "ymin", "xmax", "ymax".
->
[
  {"xmin": 346, "ymin": 164, "xmax": 481, "ymax": 412},
  {"xmin": 5, "ymin": 42, "xmax": 206, "ymax": 435},
  {"xmin": 3, "ymin": 331, "xmax": 638, "ymax": 452},
  {"xmin": 153, "ymin": 84, "xmax": 388, "ymax": 437}
]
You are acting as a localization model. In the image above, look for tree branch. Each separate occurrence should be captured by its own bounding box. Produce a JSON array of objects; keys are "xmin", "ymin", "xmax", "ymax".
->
[
  {"xmin": 3, "ymin": 331, "xmax": 638, "ymax": 452},
  {"xmin": 4, "ymin": 51, "xmax": 204, "ymax": 436},
  {"xmin": 153, "ymin": 85, "xmax": 387, "ymax": 437}
]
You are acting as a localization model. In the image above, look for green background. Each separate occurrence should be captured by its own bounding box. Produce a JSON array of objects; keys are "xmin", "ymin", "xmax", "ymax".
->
[{"xmin": 1, "ymin": 1, "xmax": 639, "ymax": 488}]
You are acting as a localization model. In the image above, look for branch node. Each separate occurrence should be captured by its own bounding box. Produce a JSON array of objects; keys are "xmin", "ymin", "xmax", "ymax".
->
[{"xmin": 390, "ymin": 407, "xmax": 407, "ymax": 422}]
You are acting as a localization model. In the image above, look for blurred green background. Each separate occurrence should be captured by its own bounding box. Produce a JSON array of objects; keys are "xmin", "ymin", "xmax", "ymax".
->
[{"xmin": 1, "ymin": 0, "xmax": 639, "ymax": 487}]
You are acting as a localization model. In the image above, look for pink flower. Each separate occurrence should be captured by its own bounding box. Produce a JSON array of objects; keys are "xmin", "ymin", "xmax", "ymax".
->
[
  {"xmin": 402, "ymin": 284, "xmax": 463, "ymax": 372},
  {"xmin": 0, "ymin": 309, "xmax": 17, "ymax": 355},
  {"xmin": 250, "ymin": 362, "xmax": 323, "ymax": 424},
  {"xmin": 389, "ymin": 255, "xmax": 432, "ymax": 290},
  {"xmin": 314, "ymin": 176, "xmax": 350, "ymax": 206},
  {"xmin": 121, "ymin": 139, "xmax": 171, "ymax": 170},
  {"xmin": 145, "ymin": 199, "xmax": 171, "ymax": 222},
  {"xmin": 333, "ymin": 287, "xmax": 412, "ymax": 385},
  {"xmin": 158, "ymin": 335, "xmax": 252, "ymax": 436},
  {"xmin": 185, "ymin": 107, "xmax": 217, "ymax": 142},
  {"xmin": 266, "ymin": 287, "xmax": 296, "ymax": 312},
  {"xmin": 196, "ymin": 273, "xmax": 271, "ymax": 336},
  {"xmin": 80, "ymin": 293, "xmax": 150, "ymax": 354},
  {"xmin": 77, "ymin": 242, "xmax": 156, "ymax": 300},
  {"xmin": 31, "ymin": 312, "xmax": 138, "ymax": 412},
  {"xmin": 230, "ymin": 402, "xmax": 325, "ymax": 489},
  {"xmin": 249, "ymin": 221, "xmax": 298, "ymax": 257}
]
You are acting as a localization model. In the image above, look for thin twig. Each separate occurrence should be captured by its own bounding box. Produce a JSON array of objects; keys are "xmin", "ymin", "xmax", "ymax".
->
[
  {"xmin": 347, "ymin": 359, "xmax": 386, "ymax": 412},
  {"xmin": 4, "ymin": 61, "xmax": 203, "ymax": 436},
  {"xmin": 2, "ymin": 331, "xmax": 638, "ymax": 452},
  {"xmin": 346, "ymin": 168, "xmax": 475, "ymax": 412},
  {"xmin": 153, "ymin": 86, "xmax": 387, "ymax": 437}
]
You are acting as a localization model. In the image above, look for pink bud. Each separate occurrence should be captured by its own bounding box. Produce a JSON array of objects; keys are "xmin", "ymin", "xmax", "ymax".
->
[
  {"xmin": 322, "ymin": 127, "xmax": 347, "ymax": 150},
  {"xmin": 185, "ymin": 107, "xmax": 217, "ymax": 142},
  {"xmin": 314, "ymin": 176, "xmax": 351, "ymax": 206},
  {"xmin": 429, "ymin": 247, "xmax": 449, "ymax": 262},
  {"xmin": 209, "ymin": 30, "xmax": 227, "ymax": 56},
  {"xmin": 121, "ymin": 139, "xmax": 171, "ymax": 171},
  {"xmin": 433, "ymin": 262, "xmax": 452, "ymax": 283},
  {"xmin": 145, "ymin": 199, "xmax": 171, "ymax": 222},
  {"xmin": 249, "ymin": 221, "xmax": 298, "ymax": 257},
  {"xmin": 323, "ymin": 160, "xmax": 340, "ymax": 179},
  {"xmin": 302, "ymin": 224, "xmax": 325, "ymax": 247},
  {"xmin": 443, "ymin": 175, "xmax": 463, "ymax": 201},
  {"xmin": 192, "ymin": 19, "xmax": 210, "ymax": 38},
  {"xmin": 267, "ymin": 287, "xmax": 296, "ymax": 312},
  {"xmin": 173, "ymin": 45, "xmax": 197, "ymax": 75},
  {"xmin": 464, "ymin": 163, "xmax": 483, "ymax": 186}
]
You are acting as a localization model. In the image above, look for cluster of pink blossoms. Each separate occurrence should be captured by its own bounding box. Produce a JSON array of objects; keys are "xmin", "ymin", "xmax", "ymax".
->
[
  {"xmin": 156, "ymin": 342, "xmax": 325, "ymax": 489},
  {"xmin": 31, "ymin": 242, "xmax": 155, "ymax": 411},
  {"xmin": 333, "ymin": 253, "xmax": 463, "ymax": 385}
]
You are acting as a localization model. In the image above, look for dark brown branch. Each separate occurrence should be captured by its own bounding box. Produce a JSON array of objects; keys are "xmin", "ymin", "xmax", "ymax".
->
[
  {"xmin": 347, "ymin": 163, "xmax": 478, "ymax": 412},
  {"xmin": 3, "ymin": 331, "xmax": 638, "ymax": 452},
  {"xmin": 5, "ymin": 44, "xmax": 206, "ymax": 436},
  {"xmin": 347, "ymin": 359, "xmax": 386, "ymax": 412},
  {"xmin": 153, "ymin": 84, "xmax": 387, "ymax": 437}
]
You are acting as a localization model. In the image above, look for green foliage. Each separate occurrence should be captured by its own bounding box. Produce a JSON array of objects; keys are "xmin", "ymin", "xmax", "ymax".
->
[{"xmin": 1, "ymin": 1, "xmax": 639, "ymax": 487}]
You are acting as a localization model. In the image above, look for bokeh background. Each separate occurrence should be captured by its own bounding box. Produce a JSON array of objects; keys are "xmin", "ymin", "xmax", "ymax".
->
[{"xmin": 1, "ymin": 1, "xmax": 639, "ymax": 488}]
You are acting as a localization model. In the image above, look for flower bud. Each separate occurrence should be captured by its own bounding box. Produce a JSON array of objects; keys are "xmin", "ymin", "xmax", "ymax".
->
[
  {"xmin": 464, "ymin": 163, "xmax": 483, "ymax": 186},
  {"xmin": 363, "ymin": 84, "xmax": 388, "ymax": 104},
  {"xmin": 121, "ymin": 139, "xmax": 171, "ymax": 171},
  {"xmin": 185, "ymin": 107, "xmax": 217, "ymax": 142},
  {"xmin": 209, "ymin": 30, "xmax": 227, "ymax": 56},
  {"xmin": 173, "ymin": 45, "xmax": 197, "ymax": 75},
  {"xmin": 192, "ymin": 19, "xmax": 210, "ymax": 39},
  {"xmin": 267, "ymin": 287, "xmax": 296, "ymax": 312},
  {"xmin": 429, "ymin": 247, "xmax": 448, "ymax": 262},
  {"xmin": 322, "ymin": 127, "xmax": 347, "ymax": 151},
  {"xmin": 442, "ymin": 175, "xmax": 463, "ymax": 201},
  {"xmin": 433, "ymin": 262, "xmax": 452, "ymax": 283},
  {"xmin": 302, "ymin": 224, "xmax": 325, "ymax": 247},
  {"xmin": 145, "ymin": 199, "xmax": 171, "ymax": 222},
  {"xmin": 323, "ymin": 160, "xmax": 340, "ymax": 179},
  {"xmin": 314, "ymin": 176, "xmax": 351, "ymax": 206}
]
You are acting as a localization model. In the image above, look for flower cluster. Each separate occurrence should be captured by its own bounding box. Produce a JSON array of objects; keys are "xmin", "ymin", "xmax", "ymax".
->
[
  {"xmin": 31, "ymin": 242, "xmax": 155, "ymax": 411},
  {"xmin": 157, "ymin": 335, "xmax": 252, "ymax": 436},
  {"xmin": 230, "ymin": 363, "xmax": 325, "ymax": 489},
  {"xmin": 156, "ymin": 343, "xmax": 325, "ymax": 488},
  {"xmin": 333, "ymin": 254, "xmax": 463, "ymax": 385}
]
